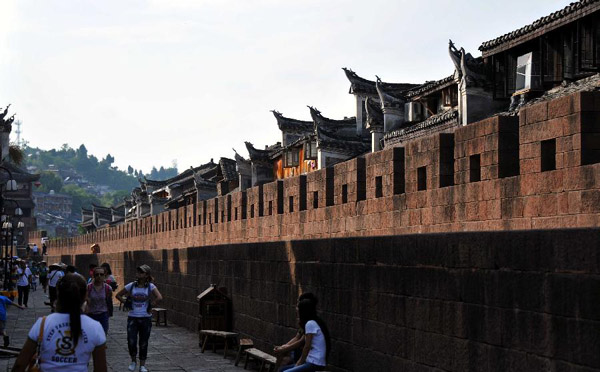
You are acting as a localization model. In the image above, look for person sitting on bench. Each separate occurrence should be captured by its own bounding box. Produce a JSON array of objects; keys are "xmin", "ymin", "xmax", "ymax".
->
[
  {"xmin": 279, "ymin": 298, "xmax": 331, "ymax": 372},
  {"xmin": 273, "ymin": 293, "xmax": 318, "ymax": 370}
]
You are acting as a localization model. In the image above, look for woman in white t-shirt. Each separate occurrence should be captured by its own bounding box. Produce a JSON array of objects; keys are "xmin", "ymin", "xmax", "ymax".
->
[
  {"xmin": 11, "ymin": 273, "xmax": 107, "ymax": 372},
  {"xmin": 115, "ymin": 264, "xmax": 162, "ymax": 372},
  {"xmin": 46, "ymin": 264, "xmax": 65, "ymax": 311},
  {"xmin": 279, "ymin": 299, "xmax": 331, "ymax": 372}
]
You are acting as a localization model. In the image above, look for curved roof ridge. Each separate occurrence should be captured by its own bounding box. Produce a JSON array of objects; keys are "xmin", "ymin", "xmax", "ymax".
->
[{"xmin": 479, "ymin": 0, "xmax": 600, "ymax": 54}]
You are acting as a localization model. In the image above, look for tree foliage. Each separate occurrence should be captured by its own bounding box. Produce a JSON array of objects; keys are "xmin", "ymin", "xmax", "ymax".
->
[
  {"xmin": 38, "ymin": 171, "xmax": 63, "ymax": 193},
  {"xmin": 61, "ymin": 184, "xmax": 101, "ymax": 213},
  {"xmin": 23, "ymin": 144, "xmax": 179, "ymax": 216}
]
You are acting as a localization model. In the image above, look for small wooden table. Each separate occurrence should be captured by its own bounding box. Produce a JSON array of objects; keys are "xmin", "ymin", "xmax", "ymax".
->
[
  {"xmin": 244, "ymin": 348, "xmax": 277, "ymax": 372},
  {"xmin": 199, "ymin": 330, "xmax": 239, "ymax": 358}
]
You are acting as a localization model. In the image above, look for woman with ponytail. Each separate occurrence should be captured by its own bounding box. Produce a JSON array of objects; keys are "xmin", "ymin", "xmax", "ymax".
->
[
  {"xmin": 279, "ymin": 298, "xmax": 331, "ymax": 372},
  {"xmin": 11, "ymin": 273, "xmax": 107, "ymax": 372}
]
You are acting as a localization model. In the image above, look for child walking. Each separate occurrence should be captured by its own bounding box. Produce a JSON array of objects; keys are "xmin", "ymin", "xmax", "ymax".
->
[{"xmin": 0, "ymin": 294, "xmax": 25, "ymax": 347}]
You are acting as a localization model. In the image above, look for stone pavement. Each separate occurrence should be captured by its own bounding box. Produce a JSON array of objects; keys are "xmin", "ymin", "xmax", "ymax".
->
[{"xmin": 0, "ymin": 287, "xmax": 244, "ymax": 372}]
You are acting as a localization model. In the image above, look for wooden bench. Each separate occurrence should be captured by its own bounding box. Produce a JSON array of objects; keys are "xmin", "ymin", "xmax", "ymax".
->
[
  {"xmin": 235, "ymin": 338, "xmax": 254, "ymax": 366},
  {"xmin": 199, "ymin": 330, "xmax": 239, "ymax": 358},
  {"xmin": 0, "ymin": 345, "xmax": 21, "ymax": 357},
  {"xmin": 244, "ymin": 348, "xmax": 277, "ymax": 372},
  {"xmin": 151, "ymin": 308, "xmax": 167, "ymax": 326}
]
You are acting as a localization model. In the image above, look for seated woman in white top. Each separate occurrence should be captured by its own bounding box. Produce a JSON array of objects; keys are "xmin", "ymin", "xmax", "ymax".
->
[
  {"xmin": 279, "ymin": 299, "xmax": 331, "ymax": 372},
  {"xmin": 11, "ymin": 273, "xmax": 107, "ymax": 372}
]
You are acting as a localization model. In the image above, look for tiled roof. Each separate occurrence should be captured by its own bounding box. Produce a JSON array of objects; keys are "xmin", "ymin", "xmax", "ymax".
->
[
  {"xmin": 342, "ymin": 68, "xmax": 420, "ymax": 96},
  {"xmin": 384, "ymin": 109, "xmax": 459, "ymax": 146},
  {"xmin": 271, "ymin": 110, "xmax": 313, "ymax": 134},
  {"xmin": 143, "ymin": 178, "xmax": 168, "ymax": 187},
  {"xmin": 307, "ymin": 106, "xmax": 370, "ymax": 155},
  {"xmin": 245, "ymin": 141, "xmax": 282, "ymax": 163},
  {"xmin": 146, "ymin": 160, "xmax": 218, "ymax": 186},
  {"xmin": 308, "ymin": 106, "xmax": 356, "ymax": 130},
  {"xmin": 92, "ymin": 204, "xmax": 111, "ymax": 213},
  {"xmin": 405, "ymin": 75, "xmax": 455, "ymax": 98},
  {"xmin": 316, "ymin": 126, "xmax": 370, "ymax": 156},
  {"xmin": 80, "ymin": 219, "xmax": 95, "ymax": 228},
  {"xmin": 479, "ymin": 0, "xmax": 600, "ymax": 55}
]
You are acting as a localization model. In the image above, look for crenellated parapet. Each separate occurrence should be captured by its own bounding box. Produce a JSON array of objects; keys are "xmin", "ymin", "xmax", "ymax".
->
[{"xmin": 47, "ymin": 90, "xmax": 600, "ymax": 256}]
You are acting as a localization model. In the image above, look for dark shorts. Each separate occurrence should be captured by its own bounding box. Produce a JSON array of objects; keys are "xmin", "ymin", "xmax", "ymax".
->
[{"xmin": 0, "ymin": 320, "xmax": 5, "ymax": 333}]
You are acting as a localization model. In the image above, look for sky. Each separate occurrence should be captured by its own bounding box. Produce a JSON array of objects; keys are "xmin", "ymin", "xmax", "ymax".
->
[{"xmin": 0, "ymin": 0, "xmax": 570, "ymax": 173}]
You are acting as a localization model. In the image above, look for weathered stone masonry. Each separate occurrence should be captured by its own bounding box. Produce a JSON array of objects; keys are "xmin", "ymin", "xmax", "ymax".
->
[
  {"xmin": 48, "ymin": 91, "xmax": 600, "ymax": 255},
  {"xmin": 42, "ymin": 90, "xmax": 600, "ymax": 371},
  {"xmin": 50, "ymin": 230, "xmax": 600, "ymax": 371}
]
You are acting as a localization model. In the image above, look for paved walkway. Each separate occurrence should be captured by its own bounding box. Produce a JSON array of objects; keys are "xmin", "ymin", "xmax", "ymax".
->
[{"xmin": 0, "ymin": 287, "xmax": 243, "ymax": 372}]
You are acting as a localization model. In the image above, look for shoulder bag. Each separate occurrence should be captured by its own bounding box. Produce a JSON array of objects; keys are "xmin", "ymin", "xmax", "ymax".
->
[{"xmin": 26, "ymin": 316, "xmax": 46, "ymax": 372}]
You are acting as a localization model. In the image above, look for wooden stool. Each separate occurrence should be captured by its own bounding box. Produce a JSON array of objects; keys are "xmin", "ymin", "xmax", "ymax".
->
[
  {"xmin": 151, "ymin": 308, "xmax": 168, "ymax": 326},
  {"xmin": 199, "ymin": 330, "xmax": 239, "ymax": 358},
  {"xmin": 244, "ymin": 348, "xmax": 277, "ymax": 372},
  {"xmin": 235, "ymin": 338, "xmax": 254, "ymax": 366}
]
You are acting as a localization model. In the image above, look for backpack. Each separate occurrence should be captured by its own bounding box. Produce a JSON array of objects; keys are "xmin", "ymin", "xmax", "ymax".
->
[{"xmin": 87, "ymin": 283, "xmax": 113, "ymax": 317}]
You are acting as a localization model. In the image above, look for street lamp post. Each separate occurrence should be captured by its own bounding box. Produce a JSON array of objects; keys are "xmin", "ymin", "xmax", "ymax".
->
[
  {"xmin": 0, "ymin": 166, "xmax": 20, "ymax": 291},
  {"xmin": 1, "ymin": 219, "xmax": 10, "ymax": 291}
]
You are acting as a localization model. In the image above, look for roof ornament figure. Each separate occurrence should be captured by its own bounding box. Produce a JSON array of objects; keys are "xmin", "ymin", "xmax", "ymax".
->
[
  {"xmin": 448, "ymin": 40, "xmax": 487, "ymax": 88},
  {"xmin": 375, "ymin": 76, "xmax": 405, "ymax": 110},
  {"xmin": 0, "ymin": 105, "xmax": 15, "ymax": 132},
  {"xmin": 364, "ymin": 97, "xmax": 384, "ymax": 130},
  {"xmin": 0, "ymin": 104, "xmax": 11, "ymax": 121}
]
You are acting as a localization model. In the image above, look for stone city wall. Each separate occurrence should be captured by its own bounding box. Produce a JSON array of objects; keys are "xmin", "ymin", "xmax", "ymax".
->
[
  {"xmin": 49, "ymin": 229, "xmax": 600, "ymax": 371},
  {"xmin": 41, "ymin": 90, "xmax": 600, "ymax": 256}
]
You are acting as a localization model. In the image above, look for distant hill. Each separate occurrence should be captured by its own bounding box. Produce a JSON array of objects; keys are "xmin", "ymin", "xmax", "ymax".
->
[{"xmin": 23, "ymin": 144, "xmax": 178, "ymax": 215}]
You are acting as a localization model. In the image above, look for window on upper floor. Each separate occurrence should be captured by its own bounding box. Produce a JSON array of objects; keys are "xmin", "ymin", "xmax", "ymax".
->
[
  {"xmin": 284, "ymin": 148, "xmax": 300, "ymax": 167},
  {"xmin": 304, "ymin": 142, "xmax": 318, "ymax": 160},
  {"xmin": 516, "ymin": 52, "xmax": 533, "ymax": 92}
]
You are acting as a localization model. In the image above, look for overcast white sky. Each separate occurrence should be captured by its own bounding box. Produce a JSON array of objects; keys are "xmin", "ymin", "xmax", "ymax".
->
[{"xmin": 0, "ymin": 0, "xmax": 569, "ymax": 173}]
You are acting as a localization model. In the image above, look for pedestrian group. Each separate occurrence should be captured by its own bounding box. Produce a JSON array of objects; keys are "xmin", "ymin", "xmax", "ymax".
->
[{"xmin": 8, "ymin": 261, "xmax": 163, "ymax": 372}]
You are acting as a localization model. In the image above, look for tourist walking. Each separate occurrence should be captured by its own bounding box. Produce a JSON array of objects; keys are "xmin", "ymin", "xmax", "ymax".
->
[
  {"xmin": 16, "ymin": 260, "xmax": 32, "ymax": 307},
  {"xmin": 115, "ymin": 265, "xmax": 162, "ymax": 372},
  {"xmin": 279, "ymin": 298, "xmax": 331, "ymax": 372},
  {"xmin": 42, "ymin": 242, "xmax": 47, "ymax": 255},
  {"xmin": 0, "ymin": 293, "xmax": 24, "ymax": 347},
  {"xmin": 101, "ymin": 262, "xmax": 118, "ymax": 290},
  {"xmin": 10, "ymin": 273, "xmax": 107, "ymax": 372},
  {"xmin": 31, "ymin": 243, "xmax": 39, "ymax": 257},
  {"xmin": 46, "ymin": 263, "xmax": 65, "ymax": 311},
  {"xmin": 39, "ymin": 261, "xmax": 48, "ymax": 294},
  {"xmin": 30, "ymin": 264, "xmax": 38, "ymax": 292},
  {"xmin": 85, "ymin": 266, "xmax": 113, "ymax": 335}
]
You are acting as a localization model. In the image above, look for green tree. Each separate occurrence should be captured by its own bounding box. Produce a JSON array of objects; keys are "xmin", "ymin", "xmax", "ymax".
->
[
  {"xmin": 62, "ymin": 184, "xmax": 101, "ymax": 215},
  {"xmin": 100, "ymin": 190, "xmax": 130, "ymax": 206},
  {"xmin": 38, "ymin": 171, "xmax": 63, "ymax": 193}
]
